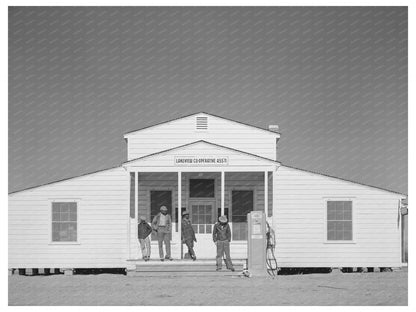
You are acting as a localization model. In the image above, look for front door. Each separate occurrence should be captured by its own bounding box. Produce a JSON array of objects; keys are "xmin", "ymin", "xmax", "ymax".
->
[{"xmin": 188, "ymin": 200, "xmax": 216, "ymax": 259}]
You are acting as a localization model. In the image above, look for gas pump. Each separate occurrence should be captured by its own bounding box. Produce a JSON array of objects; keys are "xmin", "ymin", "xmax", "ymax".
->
[{"xmin": 247, "ymin": 211, "xmax": 279, "ymax": 277}]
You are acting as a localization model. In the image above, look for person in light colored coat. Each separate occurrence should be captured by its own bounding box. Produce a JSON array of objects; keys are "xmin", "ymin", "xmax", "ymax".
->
[{"xmin": 152, "ymin": 206, "xmax": 172, "ymax": 261}]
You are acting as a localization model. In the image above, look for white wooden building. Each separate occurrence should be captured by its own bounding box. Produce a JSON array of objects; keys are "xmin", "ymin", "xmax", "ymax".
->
[{"xmin": 8, "ymin": 112, "xmax": 406, "ymax": 270}]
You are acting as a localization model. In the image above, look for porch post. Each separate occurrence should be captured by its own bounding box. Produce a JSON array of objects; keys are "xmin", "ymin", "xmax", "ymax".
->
[
  {"xmin": 177, "ymin": 171, "xmax": 182, "ymax": 258},
  {"xmin": 135, "ymin": 172, "xmax": 139, "ymax": 258},
  {"xmin": 221, "ymin": 171, "xmax": 225, "ymax": 216},
  {"xmin": 264, "ymin": 171, "xmax": 268, "ymax": 217}
]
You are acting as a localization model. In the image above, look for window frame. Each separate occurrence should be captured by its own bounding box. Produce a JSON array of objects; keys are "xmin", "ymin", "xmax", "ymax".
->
[
  {"xmin": 189, "ymin": 178, "xmax": 216, "ymax": 199},
  {"xmin": 323, "ymin": 198, "xmax": 356, "ymax": 244},
  {"xmin": 48, "ymin": 199, "xmax": 81, "ymax": 245},
  {"xmin": 229, "ymin": 187, "xmax": 256, "ymax": 241}
]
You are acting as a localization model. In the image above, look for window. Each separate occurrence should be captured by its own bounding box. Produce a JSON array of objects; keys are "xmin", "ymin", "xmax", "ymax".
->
[
  {"xmin": 189, "ymin": 179, "xmax": 215, "ymax": 198},
  {"xmin": 52, "ymin": 202, "xmax": 77, "ymax": 242},
  {"xmin": 190, "ymin": 203, "xmax": 214, "ymax": 234},
  {"xmin": 327, "ymin": 201, "xmax": 353, "ymax": 241},
  {"xmin": 232, "ymin": 190, "xmax": 254, "ymax": 240}
]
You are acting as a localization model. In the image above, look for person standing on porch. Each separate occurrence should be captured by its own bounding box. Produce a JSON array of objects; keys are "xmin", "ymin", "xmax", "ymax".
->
[
  {"xmin": 213, "ymin": 215, "xmax": 235, "ymax": 271},
  {"xmin": 137, "ymin": 216, "xmax": 152, "ymax": 261},
  {"xmin": 181, "ymin": 210, "xmax": 197, "ymax": 261},
  {"xmin": 152, "ymin": 206, "xmax": 173, "ymax": 261}
]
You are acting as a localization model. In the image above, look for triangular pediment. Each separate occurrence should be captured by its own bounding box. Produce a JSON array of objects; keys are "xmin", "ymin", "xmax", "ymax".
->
[{"xmin": 123, "ymin": 140, "xmax": 279, "ymax": 169}]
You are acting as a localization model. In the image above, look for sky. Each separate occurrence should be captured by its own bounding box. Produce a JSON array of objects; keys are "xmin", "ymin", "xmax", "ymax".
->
[{"xmin": 8, "ymin": 6, "xmax": 407, "ymax": 194}]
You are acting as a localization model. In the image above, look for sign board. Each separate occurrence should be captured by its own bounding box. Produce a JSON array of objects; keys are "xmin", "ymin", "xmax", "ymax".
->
[{"xmin": 174, "ymin": 156, "xmax": 229, "ymax": 166}]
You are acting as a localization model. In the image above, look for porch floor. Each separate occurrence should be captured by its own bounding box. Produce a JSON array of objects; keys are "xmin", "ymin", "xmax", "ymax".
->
[{"xmin": 126, "ymin": 259, "xmax": 246, "ymax": 276}]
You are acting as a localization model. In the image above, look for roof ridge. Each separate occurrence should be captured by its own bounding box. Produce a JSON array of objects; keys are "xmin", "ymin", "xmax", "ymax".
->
[{"xmin": 123, "ymin": 112, "xmax": 281, "ymax": 136}]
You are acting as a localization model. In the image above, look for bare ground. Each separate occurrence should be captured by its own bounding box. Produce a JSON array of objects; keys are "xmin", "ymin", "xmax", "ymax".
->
[{"xmin": 8, "ymin": 269, "xmax": 407, "ymax": 306}]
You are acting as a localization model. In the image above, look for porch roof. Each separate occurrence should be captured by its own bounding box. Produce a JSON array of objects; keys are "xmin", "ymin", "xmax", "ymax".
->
[{"xmin": 122, "ymin": 140, "xmax": 280, "ymax": 172}]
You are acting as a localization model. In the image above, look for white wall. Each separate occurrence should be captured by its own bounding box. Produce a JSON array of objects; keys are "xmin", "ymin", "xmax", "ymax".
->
[
  {"xmin": 273, "ymin": 166, "xmax": 404, "ymax": 268},
  {"xmin": 8, "ymin": 167, "xmax": 129, "ymax": 269},
  {"xmin": 125, "ymin": 113, "xmax": 278, "ymax": 161}
]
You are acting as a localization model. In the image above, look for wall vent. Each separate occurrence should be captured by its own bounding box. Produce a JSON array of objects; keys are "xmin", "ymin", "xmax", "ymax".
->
[{"xmin": 196, "ymin": 116, "xmax": 208, "ymax": 130}]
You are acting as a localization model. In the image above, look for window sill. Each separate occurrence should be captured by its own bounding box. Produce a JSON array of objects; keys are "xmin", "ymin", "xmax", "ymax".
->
[
  {"xmin": 324, "ymin": 241, "xmax": 356, "ymax": 244},
  {"xmin": 48, "ymin": 242, "xmax": 81, "ymax": 245}
]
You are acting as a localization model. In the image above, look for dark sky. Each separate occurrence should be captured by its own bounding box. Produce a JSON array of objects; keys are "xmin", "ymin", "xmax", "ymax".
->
[{"xmin": 8, "ymin": 7, "xmax": 407, "ymax": 194}]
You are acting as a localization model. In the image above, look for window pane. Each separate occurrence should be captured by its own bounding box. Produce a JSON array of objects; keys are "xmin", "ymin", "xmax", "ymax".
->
[
  {"xmin": 335, "ymin": 207, "xmax": 344, "ymax": 220},
  {"xmin": 206, "ymin": 224, "xmax": 212, "ymax": 234},
  {"xmin": 335, "ymin": 223, "xmax": 344, "ymax": 240},
  {"xmin": 52, "ymin": 203, "xmax": 61, "ymax": 214},
  {"xmin": 327, "ymin": 221, "xmax": 336, "ymax": 232},
  {"xmin": 344, "ymin": 201, "xmax": 352, "ymax": 210},
  {"xmin": 52, "ymin": 211, "xmax": 60, "ymax": 222},
  {"xmin": 327, "ymin": 201, "xmax": 336, "ymax": 210},
  {"xmin": 335, "ymin": 202, "xmax": 344, "ymax": 210},
  {"xmin": 344, "ymin": 207, "xmax": 352, "ymax": 220},
  {"xmin": 232, "ymin": 191, "xmax": 254, "ymax": 222},
  {"xmin": 59, "ymin": 223, "xmax": 69, "ymax": 241},
  {"xmin": 52, "ymin": 223, "xmax": 60, "ymax": 241},
  {"xmin": 327, "ymin": 206, "xmax": 336, "ymax": 220},
  {"xmin": 343, "ymin": 229, "xmax": 352, "ymax": 240},
  {"xmin": 192, "ymin": 224, "xmax": 198, "ymax": 233},
  {"xmin": 328, "ymin": 230, "xmax": 336, "ymax": 240},
  {"xmin": 189, "ymin": 179, "xmax": 215, "ymax": 198},
  {"xmin": 344, "ymin": 222, "xmax": 352, "ymax": 231},
  {"xmin": 68, "ymin": 223, "xmax": 77, "ymax": 241},
  {"xmin": 198, "ymin": 224, "xmax": 205, "ymax": 234}
]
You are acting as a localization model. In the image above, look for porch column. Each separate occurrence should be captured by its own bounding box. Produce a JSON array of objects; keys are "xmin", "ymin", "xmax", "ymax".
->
[
  {"xmin": 264, "ymin": 171, "xmax": 268, "ymax": 217},
  {"xmin": 221, "ymin": 171, "xmax": 225, "ymax": 216},
  {"xmin": 177, "ymin": 171, "xmax": 182, "ymax": 258},
  {"xmin": 135, "ymin": 172, "xmax": 139, "ymax": 252}
]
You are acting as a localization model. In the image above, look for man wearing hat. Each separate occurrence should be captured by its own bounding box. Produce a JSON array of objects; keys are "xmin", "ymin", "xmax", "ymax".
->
[
  {"xmin": 181, "ymin": 210, "xmax": 197, "ymax": 261},
  {"xmin": 151, "ymin": 206, "xmax": 173, "ymax": 261},
  {"xmin": 213, "ymin": 215, "xmax": 235, "ymax": 271},
  {"xmin": 137, "ymin": 216, "xmax": 152, "ymax": 261}
]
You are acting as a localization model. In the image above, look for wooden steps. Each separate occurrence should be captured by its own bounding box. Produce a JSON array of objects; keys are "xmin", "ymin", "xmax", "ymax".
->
[{"xmin": 126, "ymin": 259, "xmax": 246, "ymax": 277}]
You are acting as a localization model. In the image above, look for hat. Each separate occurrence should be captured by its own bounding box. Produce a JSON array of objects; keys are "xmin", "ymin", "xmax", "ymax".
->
[
  {"xmin": 182, "ymin": 210, "xmax": 190, "ymax": 216},
  {"xmin": 139, "ymin": 216, "xmax": 146, "ymax": 221},
  {"xmin": 219, "ymin": 215, "xmax": 227, "ymax": 223},
  {"xmin": 160, "ymin": 206, "xmax": 168, "ymax": 212}
]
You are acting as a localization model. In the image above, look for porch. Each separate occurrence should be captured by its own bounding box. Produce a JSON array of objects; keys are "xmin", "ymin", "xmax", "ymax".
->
[
  {"xmin": 126, "ymin": 171, "xmax": 274, "ymax": 261},
  {"xmin": 122, "ymin": 140, "xmax": 279, "ymax": 262}
]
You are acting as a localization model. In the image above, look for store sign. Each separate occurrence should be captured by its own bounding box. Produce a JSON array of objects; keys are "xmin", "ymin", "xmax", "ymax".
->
[{"xmin": 174, "ymin": 156, "xmax": 229, "ymax": 166}]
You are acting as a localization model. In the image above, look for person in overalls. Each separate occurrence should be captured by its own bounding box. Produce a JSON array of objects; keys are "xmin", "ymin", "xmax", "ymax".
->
[
  {"xmin": 152, "ymin": 206, "xmax": 172, "ymax": 261},
  {"xmin": 213, "ymin": 215, "xmax": 235, "ymax": 271},
  {"xmin": 181, "ymin": 210, "xmax": 197, "ymax": 261}
]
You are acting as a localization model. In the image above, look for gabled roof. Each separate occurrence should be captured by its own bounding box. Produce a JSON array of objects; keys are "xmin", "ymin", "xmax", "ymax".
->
[
  {"xmin": 123, "ymin": 112, "xmax": 281, "ymax": 137},
  {"xmin": 281, "ymin": 164, "xmax": 407, "ymax": 197},
  {"xmin": 123, "ymin": 140, "xmax": 280, "ymax": 166}
]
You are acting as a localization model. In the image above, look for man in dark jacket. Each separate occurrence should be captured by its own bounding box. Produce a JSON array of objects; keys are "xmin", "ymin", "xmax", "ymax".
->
[
  {"xmin": 138, "ymin": 216, "xmax": 152, "ymax": 261},
  {"xmin": 213, "ymin": 215, "xmax": 234, "ymax": 271},
  {"xmin": 181, "ymin": 210, "xmax": 197, "ymax": 260},
  {"xmin": 152, "ymin": 206, "xmax": 173, "ymax": 261}
]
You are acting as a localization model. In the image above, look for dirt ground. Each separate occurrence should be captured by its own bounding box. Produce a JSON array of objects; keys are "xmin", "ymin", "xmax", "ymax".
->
[{"xmin": 9, "ymin": 269, "xmax": 407, "ymax": 306}]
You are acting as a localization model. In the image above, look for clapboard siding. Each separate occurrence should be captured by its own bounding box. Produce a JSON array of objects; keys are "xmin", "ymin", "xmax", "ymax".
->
[
  {"xmin": 272, "ymin": 166, "xmax": 403, "ymax": 267},
  {"xmin": 8, "ymin": 167, "xmax": 129, "ymax": 268},
  {"xmin": 125, "ymin": 113, "xmax": 278, "ymax": 161}
]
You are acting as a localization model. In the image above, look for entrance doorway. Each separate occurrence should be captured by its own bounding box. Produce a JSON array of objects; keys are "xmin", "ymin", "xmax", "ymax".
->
[
  {"xmin": 150, "ymin": 190, "xmax": 172, "ymax": 241},
  {"xmin": 188, "ymin": 200, "xmax": 216, "ymax": 259}
]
